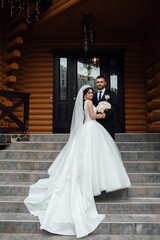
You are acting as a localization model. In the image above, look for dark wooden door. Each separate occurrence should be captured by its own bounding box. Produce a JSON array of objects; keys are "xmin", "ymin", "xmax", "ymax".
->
[{"xmin": 52, "ymin": 49, "xmax": 124, "ymax": 133}]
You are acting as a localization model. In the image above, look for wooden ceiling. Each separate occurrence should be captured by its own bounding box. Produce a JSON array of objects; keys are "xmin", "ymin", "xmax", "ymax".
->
[{"xmin": 24, "ymin": 0, "xmax": 160, "ymax": 42}]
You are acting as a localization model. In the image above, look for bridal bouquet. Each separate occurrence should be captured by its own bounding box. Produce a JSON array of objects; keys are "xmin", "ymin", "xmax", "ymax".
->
[{"xmin": 96, "ymin": 95, "xmax": 111, "ymax": 113}]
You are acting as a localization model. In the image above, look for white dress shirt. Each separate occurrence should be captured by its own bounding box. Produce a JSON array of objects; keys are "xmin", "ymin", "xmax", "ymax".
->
[{"xmin": 97, "ymin": 88, "xmax": 106, "ymax": 101}]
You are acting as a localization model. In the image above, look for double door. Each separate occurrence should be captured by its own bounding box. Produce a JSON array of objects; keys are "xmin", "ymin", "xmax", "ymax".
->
[{"xmin": 53, "ymin": 50, "xmax": 125, "ymax": 133}]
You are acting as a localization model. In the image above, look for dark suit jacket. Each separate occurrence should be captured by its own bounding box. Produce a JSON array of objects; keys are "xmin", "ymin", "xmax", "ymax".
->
[{"xmin": 92, "ymin": 89, "xmax": 117, "ymax": 129}]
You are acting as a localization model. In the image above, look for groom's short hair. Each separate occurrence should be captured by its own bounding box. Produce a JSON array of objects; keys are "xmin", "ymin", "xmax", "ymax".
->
[{"xmin": 96, "ymin": 75, "xmax": 106, "ymax": 82}]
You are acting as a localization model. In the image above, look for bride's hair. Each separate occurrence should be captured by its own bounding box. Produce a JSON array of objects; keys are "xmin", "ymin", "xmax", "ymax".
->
[{"xmin": 83, "ymin": 87, "xmax": 94, "ymax": 107}]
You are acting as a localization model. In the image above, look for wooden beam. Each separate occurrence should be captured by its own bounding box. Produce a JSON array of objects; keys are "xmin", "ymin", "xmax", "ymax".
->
[
  {"xmin": 147, "ymin": 99, "xmax": 160, "ymax": 112},
  {"xmin": 147, "ymin": 84, "xmax": 160, "ymax": 100},
  {"xmin": 4, "ymin": 50, "xmax": 21, "ymax": 62},
  {"xmin": 147, "ymin": 73, "xmax": 160, "ymax": 90},
  {"xmin": 2, "ymin": 75, "xmax": 17, "ymax": 84},
  {"xmin": 5, "ymin": 37, "xmax": 24, "ymax": 51},
  {"xmin": 4, "ymin": 63, "xmax": 19, "ymax": 73},
  {"xmin": 147, "ymin": 110, "xmax": 160, "ymax": 122},
  {"xmin": 31, "ymin": 0, "xmax": 82, "ymax": 28},
  {"xmin": 6, "ymin": 23, "xmax": 28, "ymax": 40}
]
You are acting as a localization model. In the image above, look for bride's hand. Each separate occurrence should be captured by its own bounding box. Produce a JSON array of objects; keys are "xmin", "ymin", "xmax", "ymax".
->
[{"xmin": 98, "ymin": 113, "xmax": 106, "ymax": 119}]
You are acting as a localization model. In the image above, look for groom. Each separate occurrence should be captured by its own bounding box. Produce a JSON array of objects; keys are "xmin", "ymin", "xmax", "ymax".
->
[{"xmin": 92, "ymin": 76, "xmax": 117, "ymax": 139}]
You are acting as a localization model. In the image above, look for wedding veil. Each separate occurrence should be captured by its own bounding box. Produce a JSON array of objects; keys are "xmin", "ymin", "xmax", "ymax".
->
[{"xmin": 69, "ymin": 84, "xmax": 91, "ymax": 140}]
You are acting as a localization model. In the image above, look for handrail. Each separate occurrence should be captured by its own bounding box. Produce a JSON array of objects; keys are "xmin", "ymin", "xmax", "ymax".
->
[{"xmin": 0, "ymin": 90, "xmax": 30, "ymax": 133}]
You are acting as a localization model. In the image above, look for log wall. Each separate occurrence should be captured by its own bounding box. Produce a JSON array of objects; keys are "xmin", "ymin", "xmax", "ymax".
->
[
  {"xmin": 145, "ymin": 23, "xmax": 160, "ymax": 132},
  {"xmin": 24, "ymin": 41, "xmax": 146, "ymax": 133},
  {"xmin": 24, "ymin": 43, "xmax": 53, "ymax": 133},
  {"xmin": 124, "ymin": 44, "xmax": 146, "ymax": 132}
]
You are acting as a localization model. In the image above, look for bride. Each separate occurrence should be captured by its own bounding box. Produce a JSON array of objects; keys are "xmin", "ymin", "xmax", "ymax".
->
[{"xmin": 24, "ymin": 85, "xmax": 131, "ymax": 238}]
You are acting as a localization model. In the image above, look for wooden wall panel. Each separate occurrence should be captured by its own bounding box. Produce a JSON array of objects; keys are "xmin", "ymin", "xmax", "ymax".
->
[
  {"xmin": 124, "ymin": 45, "xmax": 146, "ymax": 132},
  {"xmin": 24, "ymin": 44, "xmax": 53, "ymax": 133}
]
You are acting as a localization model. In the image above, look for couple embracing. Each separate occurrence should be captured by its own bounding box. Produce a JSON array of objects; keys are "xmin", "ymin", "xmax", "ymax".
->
[{"xmin": 24, "ymin": 76, "xmax": 131, "ymax": 238}]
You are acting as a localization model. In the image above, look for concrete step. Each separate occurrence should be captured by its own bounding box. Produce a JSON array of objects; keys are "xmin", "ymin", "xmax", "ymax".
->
[
  {"xmin": 0, "ymin": 150, "xmax": 160, "ymax": 161},
  {"xmin": 2, "ymin": 133, "xmax": 160, "ymax": 143},
  {"xmin": 5, "ymin": 141, "xmax": 160, "ymax": 151},
  {"xmin": 0, "ymin": 170, "xmax": 159, "ymax": 183},
  {"xmin": 115, "ymin": 133, "xmax": 160, "ymax": 142},
  {"xmin": 0, "ymin": 196, "xmax": 160, "ymax": 214},
  {"xmin": 0, "ymin": 234, "xmax": 159, "ymax": 240},
  {"xmin": 0, "ymin": 182, "xmax": 160, "ymax": 198},
  {"xmin": 0, "ymin": 213, "xmax": 159, "ymax": 235},
  {"xmin": 0, "ymin": 160, "xmax": 159, "ymax": 173}
]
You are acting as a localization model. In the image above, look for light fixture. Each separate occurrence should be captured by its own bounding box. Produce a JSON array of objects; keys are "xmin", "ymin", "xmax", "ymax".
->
[
  {"xmin": 0, "ymin": 0, "xmax": 52, "ymax": 23},
  {"xmin": 81, "ymin": 12, "xmax": 95, "ymax": 55}
]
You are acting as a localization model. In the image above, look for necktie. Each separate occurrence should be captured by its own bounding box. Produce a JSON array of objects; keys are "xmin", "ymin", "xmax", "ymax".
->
[{"xmin": 99, "ymin": 91, "xmax": 102, "ymax": 101}]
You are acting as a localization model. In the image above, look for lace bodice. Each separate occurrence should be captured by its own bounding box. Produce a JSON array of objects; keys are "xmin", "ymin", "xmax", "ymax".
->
[{"xmin": 84, "ymin": 100, "xmax": 96, "ymax": 122}]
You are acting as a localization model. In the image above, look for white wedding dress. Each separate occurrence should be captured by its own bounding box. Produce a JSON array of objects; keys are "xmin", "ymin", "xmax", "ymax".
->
[{"xmin": 24, "ymin": 99, "xmax": 131, "ymax": 238}]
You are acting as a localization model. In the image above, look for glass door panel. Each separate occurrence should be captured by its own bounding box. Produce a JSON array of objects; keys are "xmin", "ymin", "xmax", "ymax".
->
[{"xmin": 77, "ymin": 58, "xmax": 100, "ymax": 91}]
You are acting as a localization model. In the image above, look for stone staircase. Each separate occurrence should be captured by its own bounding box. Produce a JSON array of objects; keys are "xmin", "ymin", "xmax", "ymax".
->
[{"xmin": 0, "ymin": 133, "xmax": 160, "ymax": 240}]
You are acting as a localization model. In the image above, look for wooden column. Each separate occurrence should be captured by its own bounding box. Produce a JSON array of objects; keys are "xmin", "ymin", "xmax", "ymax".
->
[{"xmin": 145, "ymin": 23, "xmax": 160, "ymax": 132}]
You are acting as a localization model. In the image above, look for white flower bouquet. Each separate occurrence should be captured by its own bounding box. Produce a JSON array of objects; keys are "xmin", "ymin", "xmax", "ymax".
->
[{"xmin": 96, "ymin": 95, "xmax": 111, "ymax": 113}]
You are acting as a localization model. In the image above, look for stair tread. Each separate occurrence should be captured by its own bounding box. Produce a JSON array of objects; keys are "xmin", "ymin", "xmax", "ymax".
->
[
  {"xmin": 1, "ymin": 181, "xmax": 160, "ymax": 186},
  {"xmin": 0, "ymin": 159, "xmax": 159, "ymax": 163},
  {"xmin": 0, "ymin": 196, "xmax": 160, "ymax": 203},
  {"xmin": 0, "ymin": 170, "xmax": 159, "ymax": 175},
  {"xmin": 0, "ymin": 213, "xmax": 160, "ymax": 223},
  {"xmin": 2, "ymin": 149, "xmax": 160, "ymax": 152},
  {"xmin": 0, "ymin": 234, "xmax": 159, "ymax": 240}
]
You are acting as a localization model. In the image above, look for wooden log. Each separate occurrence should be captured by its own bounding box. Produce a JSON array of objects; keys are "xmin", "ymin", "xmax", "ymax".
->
[
  {"xmin": 30, "ymin": 93, "xmax": 52, "ymax": 99},
  {"xmin": 29, "ymin": 126, "xmax": 52, "ymax": 131},
  {"xmin": 25, "ymin": 78, "xmax": 53, "ymax": 83},
  {"xmin": 29, "ymin": 120, "xmax": 52, "ymax": 126},
  {"xmin": 125, "ymin": 77, "xmax": 145, "ymax": 82},
  {"xmin": 147, "ymin": 110, "xmax": 160, "ymax": 122},
  {"xmin": 125, "ymin": 120, "xmax": 146, "ymax": 125},
  {"xmin": 125, "ymin": 109, "xmax": 146, "ymax": 114},
  {"xmin": 125, "ymin": 103, "xmax": 145, "ymax": 109},
  {"xmin": 30, "ymin": 115, "xmax": 52, "ymax": 120},
  {"xmin": 4, "ymin": 63, "xmax": 19, "ymax": 72},
  {"xmin": 30, "ymin": 99, "xmax": 53, "ymax": 104},
  {"xmin": 26, "ymin": 83, "xmax": 53, "ymax": 88},
  {"xmin": 6, "ymin": 23, "xmax": 28, "ymax": 40},
  {"xmin": 1, "ymin": 97, "xmax": 12, "ymax": 107},
  {"xmin": 125, "ymin": 88, "xmax": 145, "ymax": 94},
  {"xmin": 125, "ymin": 83, "xmax": 145, "ymax": 88},
  {"xmin": 25, "ymin": 88, "xmax": 53, "ymax": 93},
  {"xmin": 2, "ymin": 75, "xmax": 17, "ymax": 83},
  {"xmin": 126, "ymin": 130, "xmax": 146, "ymax": 133},
  {"xmin": 4, "ymin": 50, "xmax": 21, "ymax": 61},
  {"xmin": 146, "ymin": 73, "xmax": 160, "ymax": 90},
  {"xmin": 5, "ymin": 37, "xmax": 23, "ymax": 51},
  {"xmin": 147, "ymin": 84, "xmax": 160, "ymax": 100},
  {"xmin": 26, "ymin": 62, "xmax": 53, "ymax": 68},
  {"xmin": 30, "ymin": 104, "xmax": 53, "ymax": 109},
  {"xmin": 25, "ymin": 72, "xmax": 53, "ymax": 77},
  {"xmin": 125, "ymin": 93, "xmax": 145, "ymax": 98},
  {"xmin": 125, "ymin": 125, "xmax": 147, "ymax": 131},
  {"xmin": 1, "ymin": 85, "xmax": 14, "ymax": 91},
  {"xmin": 147, "ymin": 99, "xmax": 160, "ymax": 111},
  {"xmin": 125, "ymin": 98, "xmax": 145, "ymax": 104},
  {"xmin": 147, "ymin": 125, "xmax": 160, "ymax": 132},
  {"xmin": 125, "ymin": 114, "xmax": 146, "ymax": 120},
  {"xmin": 29, "ymin": 109, "xmax": 52, "ymax": 115}
]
